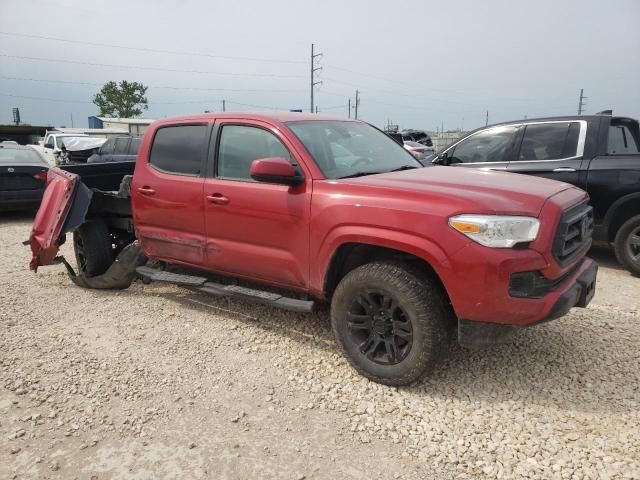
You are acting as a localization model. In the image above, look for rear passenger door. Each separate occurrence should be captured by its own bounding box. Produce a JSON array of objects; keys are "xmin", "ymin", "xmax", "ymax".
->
[
  {"xmin": 131, "ymin": 123, "xmax": 209, "ymax": 267},
  {"xmin": 445, "ymin": 125, "xmax": 519, "ymax": 171},
  {"xmin": 127, "ymin": 137, "xmax": 142, "ymax": 161},
  {"xmin": 507, "ymin": 121, "xmax": 587, "ymax": 188}
]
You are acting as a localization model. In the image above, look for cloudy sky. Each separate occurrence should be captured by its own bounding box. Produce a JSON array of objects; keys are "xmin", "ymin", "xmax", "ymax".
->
[{"xmin": 1, "ymin": 0, "xmax": 639, "ymax": 131}]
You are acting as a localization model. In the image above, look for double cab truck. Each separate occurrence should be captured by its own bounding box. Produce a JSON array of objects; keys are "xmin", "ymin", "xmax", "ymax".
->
[
  {"xmin": 431, "ymin": 112, "xmax": 640, "ymax": 275},
  {"xmin": 29, "ymin": 113, "xmax": 597, "ymax": 385}
]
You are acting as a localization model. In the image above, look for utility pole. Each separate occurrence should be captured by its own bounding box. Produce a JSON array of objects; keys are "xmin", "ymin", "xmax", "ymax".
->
[
  {"xmin": 578, "ymin": 88, "xmax": 587, "ymax": 115},
  {"xmin": 485, "ymin": 110, "xmax": 489, "ymax": 126},
  {"xmin": 348, "ymin": 98, "xmax": 351, "ymax": 118},
  {"xmin": 222, "ymin": 99, "xmax": 226, "ymax": 112},
  {"xmin": 315, "ymin": 106, "xmax": 318, "ymax": 114},
  {"xmin": 310, "ymin": 44, "xmax": 322, "ymax": 113},
  {"xmin": 354, "ymin": 90, "xmax": 360, "ymax": 120},
  {"xmin": 70, "ymin": 112, "xmax": 74, "ymax": 128}
]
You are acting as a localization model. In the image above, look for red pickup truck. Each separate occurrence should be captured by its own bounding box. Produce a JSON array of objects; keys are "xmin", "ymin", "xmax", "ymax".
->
[{"xmin": 29, "ymin": 113, "xmax": 597, "ymax": 385}]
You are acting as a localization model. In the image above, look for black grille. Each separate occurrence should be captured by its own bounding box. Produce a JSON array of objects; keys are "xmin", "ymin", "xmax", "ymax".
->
[{"xmin": 553, "ymin": 201, "xmax": 594, "ymax": 267}]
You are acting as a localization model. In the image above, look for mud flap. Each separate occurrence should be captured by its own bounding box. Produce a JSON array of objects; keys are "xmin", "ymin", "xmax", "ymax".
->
[{"xmin": 57, "ymin": 242, "xmax": 147, "ymax": 290}]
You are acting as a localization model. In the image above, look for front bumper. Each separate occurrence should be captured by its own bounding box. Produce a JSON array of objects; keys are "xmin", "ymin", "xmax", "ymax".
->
[{"xmin": 457, "ymin": 258, "xmax": 597, "ymax": 349}]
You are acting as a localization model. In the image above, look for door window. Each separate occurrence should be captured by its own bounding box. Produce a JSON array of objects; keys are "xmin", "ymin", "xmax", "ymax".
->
[
  {"xmin": 128, "ymin": 137, "xmax": 142, "ymax": 155},
  {"xmin": 216, "ymin": 125, "xmax": 291, "ymax": 180},
  {"xmin": 44, "ymin": 136, "xmax": 54, "ymax": 148},
  {"xmin": 99, "ymin": 137, "xmax": 116, "ymax": 155},
  {"xmin": 448, "ymin": 126, "xmax": 517, "ymax": 164},
  {"xmin": 113, "ymin": 137, "xmax": 130, "ymax": 155},
  {"xmin": 149, "ymin": 125, "xmax": 207, "ymax": 175},
  {"xmin": 516, "ymin": 122, "xmax": 581, "ymax": 161}
]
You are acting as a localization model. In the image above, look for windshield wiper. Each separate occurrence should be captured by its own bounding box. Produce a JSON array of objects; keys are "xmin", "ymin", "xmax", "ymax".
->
[
  {"xmin": 337, "ymin": 171, "xmax": 383, "ymax": 179},
  {"xmin": 388, "ymin": 165, "xmax": 419, "ymax": 172}
]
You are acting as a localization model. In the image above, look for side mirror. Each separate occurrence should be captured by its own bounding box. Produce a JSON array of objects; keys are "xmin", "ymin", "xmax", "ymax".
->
[
  {"xmin": 432, "ymin": 152, "xmax": 448, "ymax": 165},
  {"xmin": 44, "ymin": 144, "xmax": 53, "ymax": 149},
  {"xmin": 250, "ymin": 157, "xmax": 304, "ymax": 186}
]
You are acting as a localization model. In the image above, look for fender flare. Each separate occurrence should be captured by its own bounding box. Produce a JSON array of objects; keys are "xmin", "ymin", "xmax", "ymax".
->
[
  {"xmin": 311, "ymin": 225, "xmax": 459, "ymax": 299},
  {"xmin": 602, "ymin": 192, "xmax": 640, "ymax": 235}
]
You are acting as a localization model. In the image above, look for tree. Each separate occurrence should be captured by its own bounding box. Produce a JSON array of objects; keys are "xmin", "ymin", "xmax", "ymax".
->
[{"xmin": 93, "ymin": 80, "xmax": 149, "ymax": 118}]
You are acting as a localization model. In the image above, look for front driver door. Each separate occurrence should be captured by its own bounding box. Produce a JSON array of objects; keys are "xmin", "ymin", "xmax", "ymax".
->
[{"xmin": 202, "ymin": 120, "xmax": 311, "ymax": 289}]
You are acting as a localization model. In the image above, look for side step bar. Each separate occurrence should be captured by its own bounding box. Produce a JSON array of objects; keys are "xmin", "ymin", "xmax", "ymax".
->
[{"xmin": 136, "ymin": 266, "xmax": 315, "ymax": 313}]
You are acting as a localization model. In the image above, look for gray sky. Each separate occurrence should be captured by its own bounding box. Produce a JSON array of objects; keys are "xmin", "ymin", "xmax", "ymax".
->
[{"xmin": 1, "ymin": 0, "xmax": 639, "ymax": 131}]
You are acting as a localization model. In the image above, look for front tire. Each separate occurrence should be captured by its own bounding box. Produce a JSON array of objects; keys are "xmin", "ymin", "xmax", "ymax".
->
[
  {"xmin": 614, "ymin": 215, "xmax": 640, "ymax": 276},
  {"xmin": 331, "ymin": 262, "xmax": 452, "ymax": 386},
  {"xmin": 73, "ymin": 220, "xmax": 115, "ymax": 277}
]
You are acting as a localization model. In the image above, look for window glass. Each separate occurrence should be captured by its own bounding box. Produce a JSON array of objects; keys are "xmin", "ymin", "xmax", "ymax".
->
[
  {"xmin": 0, "ymin": 148, "xmax": 45, "ymax": 164},
  {"xmin": 517, "ymin": 123, "xmax": 580, "ymax": 161},
  {"xmin": 149, "ymin": 125, "xmax": 206, "ymax": 175},
  {"xmin": 608, "ymin": 125, "xmax": 640, "ymax": 154},
  {"xmin": 128, "ymin": 137, "xmax": 142, "ymax": 155},
  {"xmin": 288, "ymin": 121, "xmax": 419, "ymax": 178},
  {"xmin": 113, "ymin": 137, "xmax": 130, "ymax": 155},
  {"xmin": 217, "ymin": 125, "xmax": 291, "ymax": 180},
  {"xmin": 100, "ymin": 137, "xmax": 116, "ymax": 155},
  {"xmin": 44, "ymin": 136, "xmax": 54, "ymax": 148},
  {"xmin": 449, "ymin": 126, "xmax": 517, "ymax": 164}
]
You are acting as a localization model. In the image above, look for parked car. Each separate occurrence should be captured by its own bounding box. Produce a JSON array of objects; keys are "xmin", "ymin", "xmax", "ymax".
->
[
  {"xmin": 29, "ymin": 113, "xmax": 597, "ymax": 386},
  {"xmin": 431, "ymin": 112, "xmax": 640, "ymax": 275},
  {"xmin": 403, "ymin": 141, "xmax": 431, "ymax": 162},
  {"xmin": 0, "ymin": 142, "xmax": 49, "ymax": 211},
  {"xmin": 39, "ymin": 133, "xmax": 89, "ymax": 164},
  {"xmin": 87, "ymin": 136, "xmax": 142, "ymax": 163},
  {"xmin": 401, "ymin": 130, "xmax": 434, "ymax": 147}
]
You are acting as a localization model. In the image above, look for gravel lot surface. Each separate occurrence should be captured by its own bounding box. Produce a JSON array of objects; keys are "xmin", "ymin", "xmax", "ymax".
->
[{"xmin": 1, "ymin": 213, "xmax": 639, "ymax": 479}]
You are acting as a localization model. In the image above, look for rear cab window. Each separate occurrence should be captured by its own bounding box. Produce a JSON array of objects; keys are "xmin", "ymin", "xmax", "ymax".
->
[
  {"xmin": 149, "ymin": 125, "xmax": 207, "ymax": 175},
  {"xmin": 608, "ymin": 123, "xmax": 640, "ymax": 154}
]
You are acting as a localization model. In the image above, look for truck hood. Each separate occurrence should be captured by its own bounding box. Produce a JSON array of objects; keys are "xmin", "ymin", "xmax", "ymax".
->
[{"xmin": 346, "ymin": 166, "xmax": 574, "ymax": 216}]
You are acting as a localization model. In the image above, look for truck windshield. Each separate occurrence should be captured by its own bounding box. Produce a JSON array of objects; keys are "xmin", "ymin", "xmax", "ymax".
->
[{"xmin": 287, "ymin": 120, "xmax": 421, "ymax": 179}]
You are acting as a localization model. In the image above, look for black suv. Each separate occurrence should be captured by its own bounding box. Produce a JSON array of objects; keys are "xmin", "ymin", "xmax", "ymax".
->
[{"xmin": 431, "ymin": 112, "xmax": 640, "ymax": 275}]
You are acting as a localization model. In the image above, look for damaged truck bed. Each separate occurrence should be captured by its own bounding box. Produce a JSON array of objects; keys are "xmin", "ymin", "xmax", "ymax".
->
[{"xmin": 28, "ymin": 162, "xmax": 146, "ymax": 289}]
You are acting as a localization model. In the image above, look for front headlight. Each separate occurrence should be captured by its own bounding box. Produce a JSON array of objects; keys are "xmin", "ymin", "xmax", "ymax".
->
[{"xmin": 449, "ymin": 214, "xmax": 540, "ymax": 248}]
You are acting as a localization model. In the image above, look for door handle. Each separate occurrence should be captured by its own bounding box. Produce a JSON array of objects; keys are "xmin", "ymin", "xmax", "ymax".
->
[
  {"xmin": 206, "ymin": 193, "xmax": 229, "ymax": 205},
  {"xmin": 137, "ymin": 186, "xmax": 156, "ymax": 196},
  {"xmin": 553, "ymin": 167, "xmax": 576, "ymax": 172}
]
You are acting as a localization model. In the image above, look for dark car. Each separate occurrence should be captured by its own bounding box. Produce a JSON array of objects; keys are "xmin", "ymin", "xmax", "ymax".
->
[
  {"xmin": 87, "ymin": 136, "xmax": 141, "ymax": 163},
  {"xmin": 431, "ymin": 112, "xmax": 640, "ymax": 275},
  {"xmin": 0, "ymin": 142, "xmax": 49, "ymax": 211}
]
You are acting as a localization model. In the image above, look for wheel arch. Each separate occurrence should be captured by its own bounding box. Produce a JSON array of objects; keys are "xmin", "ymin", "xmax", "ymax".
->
[
  {"xmin": 603, "ymin": 193, "xmax": 640, "ymax": 241},
  {"xmin": 317, "ymin": 232, "xmax": 458, "ymax": 314}
]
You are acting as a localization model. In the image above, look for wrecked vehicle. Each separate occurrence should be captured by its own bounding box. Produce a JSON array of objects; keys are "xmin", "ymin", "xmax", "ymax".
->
[{"xmin": 29, "ymin": 113, "xmax": 597, "ymax": 385}]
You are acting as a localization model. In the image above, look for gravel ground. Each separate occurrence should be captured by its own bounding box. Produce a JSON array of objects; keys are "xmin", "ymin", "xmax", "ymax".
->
[{"xmin": 1, "ymin": 212, "xmax": 639, "ymax": 480}]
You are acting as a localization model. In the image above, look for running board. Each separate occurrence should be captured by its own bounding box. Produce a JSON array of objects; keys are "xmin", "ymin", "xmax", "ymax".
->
[{"xmin": 136, "ymin": 266, "xmax": 315, "ymax": 313}]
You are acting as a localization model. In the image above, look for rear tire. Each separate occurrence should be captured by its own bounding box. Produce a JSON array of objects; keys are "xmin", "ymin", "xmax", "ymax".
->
[
  {"xmin": 331, "ymin": 262, "xmax": 452, "ymax": 386},
  {"xmin": 73, "ymin": 220, "xmax": 115, "ymax": 277},
  {"xmin": 613, "ymin": 215, "xmax": 640, "ymax": 277}
]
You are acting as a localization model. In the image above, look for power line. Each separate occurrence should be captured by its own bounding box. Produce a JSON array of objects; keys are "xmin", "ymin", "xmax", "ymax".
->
[
  {"xmin": 0, "ymin": 53, "xmax": 304, "ymax": 79},
  {"xmin": 0, "ymin": 31, "xmax": 305, "ymax": 65},
  {"xmin": 0, "ymin": 92, "xmax": 286, "ymax": 110},
  {"xmin": 0, "ymin": 76, "xmax": 303, "ymax": 94}
]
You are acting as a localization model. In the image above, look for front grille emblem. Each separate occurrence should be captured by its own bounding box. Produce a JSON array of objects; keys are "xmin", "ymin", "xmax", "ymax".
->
[{"xmin": 7, "ymin": 167, "xmax": 14, "ymax": 173}]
